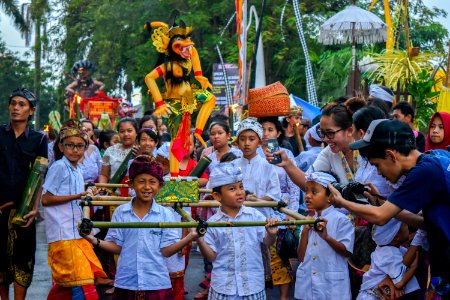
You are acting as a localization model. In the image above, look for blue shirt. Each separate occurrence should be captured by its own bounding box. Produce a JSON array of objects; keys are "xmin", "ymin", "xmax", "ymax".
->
[{"xmin": 105, "ymin": 199, "xmax": 179, "ymax": 290}]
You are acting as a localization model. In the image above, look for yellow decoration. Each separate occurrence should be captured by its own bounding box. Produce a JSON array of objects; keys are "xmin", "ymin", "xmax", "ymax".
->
[
  {"xmin": 437, "ymin": 85, "xmax": 450, "ymax": 113},
  {"xmin": 156, "ymin": 178, "xmax": 199, "ymax": 203},
  {"xmin": 151, "ymin": 26, "xmax": 170, "ymax": 54}
]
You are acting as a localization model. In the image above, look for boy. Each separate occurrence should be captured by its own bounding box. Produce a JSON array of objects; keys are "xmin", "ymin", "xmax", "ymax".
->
[
  {"xmin": 329, "ymin": 119, "xmax": 450, "ymax": 297},
  {"xmin": 197, "ymin": 159, "xmax": 278, "ymax": 299}
]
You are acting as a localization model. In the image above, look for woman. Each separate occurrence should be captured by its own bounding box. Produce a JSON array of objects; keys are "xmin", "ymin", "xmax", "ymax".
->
[{"xmin": 425, "ymin": 112, "xmax": 450, "ymax": 151}]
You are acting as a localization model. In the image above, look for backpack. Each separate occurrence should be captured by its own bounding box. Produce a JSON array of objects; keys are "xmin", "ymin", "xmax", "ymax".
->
[{"xmin": 425, "ymin": 149, "xmax": 450, "ymax": 195}]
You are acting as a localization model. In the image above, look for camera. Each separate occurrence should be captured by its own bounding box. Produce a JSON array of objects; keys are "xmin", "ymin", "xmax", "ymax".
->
[{"xmin": 331, "ymin": 182, "xmax": 369, "ymax": 205}]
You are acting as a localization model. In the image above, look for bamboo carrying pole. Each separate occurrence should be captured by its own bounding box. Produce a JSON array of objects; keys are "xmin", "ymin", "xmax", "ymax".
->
[
  {"xmin": 80, "ymin": 199, "xmax": 280, "ymax": 208},
  {"xmin": 90, "ymin": 219, "xmax": 317, "ymax": 229},
  {"xmin": 88, "ymin": 183, "xmax": 212, "ymax": 194}
]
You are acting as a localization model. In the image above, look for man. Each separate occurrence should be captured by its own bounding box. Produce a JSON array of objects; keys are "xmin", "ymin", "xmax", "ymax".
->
[
  {"xmin": 392, "ymin": 101, "xmax": 426, "ymax": 152},
  {"xmin": 328, "ymin": 119, "xmax": 450, "ymax": 298},
  {"xmin": 0, "ymin": 88, "xmax": 48, "ymax": 299},
  {"xmin": 368, "ymin": 84, "xmax": 394, "ymax": 111},
  {"xmin": 284, "ymin": 107, "xmax": 309, "ymax": 156}
]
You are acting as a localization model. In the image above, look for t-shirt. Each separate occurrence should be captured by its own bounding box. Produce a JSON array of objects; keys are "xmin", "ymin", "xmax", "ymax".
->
[{"xmin": 388, "ymin": 155, "xmax": 450, "ymax": 240}]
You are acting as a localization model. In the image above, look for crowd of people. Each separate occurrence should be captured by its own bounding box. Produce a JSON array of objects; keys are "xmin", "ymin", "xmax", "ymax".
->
[{"xmin": 0, "ymin": 85, "xmax": 449, "ymax": 300}]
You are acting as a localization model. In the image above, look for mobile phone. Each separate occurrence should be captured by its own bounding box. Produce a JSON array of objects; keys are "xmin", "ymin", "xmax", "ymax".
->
[{"xmin": 267, "ymin": 138, "xmax": 282, "ymax": 164}]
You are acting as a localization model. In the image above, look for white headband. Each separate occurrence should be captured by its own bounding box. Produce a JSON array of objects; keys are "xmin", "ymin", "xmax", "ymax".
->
[
  {"xmin": 236, "ymin": 117, "xmax": 263, "ymax": 140},
  {"xmin": 369, "ymin": 84, "xmax": 394, "ymax": 103},
  {"xmin": 305, "ymin": 171, "xmax": 336, "ymax": 188},
  {"xmin": 209, "ymin": 160, "xmax": 243, "ymax": 189},
  {"xmin": 373, "ymin": 218, "xmax": 402, "ymax": 246},
  {"xmin": 307, "ymin": 124, "xmax": 322, "ymax": 142}
]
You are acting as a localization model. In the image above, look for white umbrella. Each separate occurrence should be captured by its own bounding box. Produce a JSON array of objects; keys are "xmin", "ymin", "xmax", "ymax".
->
[{"xmin": 319, "ymin": 5, "xmax": 387, "ymax": 93}]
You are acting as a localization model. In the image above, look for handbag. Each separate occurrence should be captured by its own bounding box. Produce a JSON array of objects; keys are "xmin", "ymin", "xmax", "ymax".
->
[{"xmin": 248, "ymin": 81, "xmax": 290, "ymax": 117}]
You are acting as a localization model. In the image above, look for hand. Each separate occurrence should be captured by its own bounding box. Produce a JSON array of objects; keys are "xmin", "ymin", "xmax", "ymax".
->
[
  {"xmin": 327, "ymin": 184, "xmax": 345, "ymax": 208},
  {"xmin": 153, "ymin": 103, "xmax": 171, "ymax": 118},
  {"xmin": 285, "ymin": 215, "xmax": 296, "ymax": 230},
  {"xmin": 131, "ymin": 145, "xmax": 141, "ymax": 157},
  {"xmin": 246, "ymin": 193, "xmax": 257, "ymax": 201},
  {"xmin": 21, "ymin": 210, "xmax": 38, "ymax": 228},
  {"xmin": 314, "ymin": 219, "xmax": 328, "ymax": 240},
  {"xmin": 265, "ymin": 149, "xmax": 291, "ymax": 168},
  {"xmin": 363, "ymin": 183, "xmax": 385, "ymax": 206},
  {"xmin": 79, "ymin": 191, "xmax": 88, "ymax": 199},
  {"xmin": 378, "ymin": 276, "xmax": 396, "ymax": 300},
  {"xmin": 265, "ymin": 218, "xmax": 278, "ymax": 235},
  {"xmin": 195, "ymin": 76, "xmax": 213, "ymax": 90},
  {"xmin": 86, "ymin": 186, "xmax": 100, "ymax": 196}
]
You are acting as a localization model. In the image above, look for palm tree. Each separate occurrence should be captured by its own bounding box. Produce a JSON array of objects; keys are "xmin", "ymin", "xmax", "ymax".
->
[{"xmin": 0, "ymin": 0, "xmax": 29, "ymax": 34}]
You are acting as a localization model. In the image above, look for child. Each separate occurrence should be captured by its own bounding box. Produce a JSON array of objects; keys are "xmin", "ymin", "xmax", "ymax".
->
[
  {"xmin": 137, "ymin": 127, "xmax": 159, "ymax": 157},
  {"xmin": 197, "ymin": 159, "xmax": 278, "ymax": 299},
  {"xmin": 42, "ymin": 125, "xmax": 106, "ymax": 299},
  {"xmin": 357, "ymin": 219, "xmax": 420, "ymax": 299},
  {"xmin": 295, "ymin": 172, "xmax": 354, "ymax": 300},
  {"xmin": 81, "ymin": 156, "xmax": 198, "ymax": 299},
  {"xmin": 236, "ymin": 118, "xmax": 281, "ymax": 218}
]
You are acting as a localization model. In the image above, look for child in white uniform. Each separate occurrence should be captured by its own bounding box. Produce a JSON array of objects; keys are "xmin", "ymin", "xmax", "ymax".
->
[
  {"xmin": 357, "ymin": 219, "xmax": 421, "ymax": 300},
  {"xmin": 295, "ymin": 172, "xmax": 354, "ymax": 300},
  {"xmin": 197, "ymin": 159, "xmax": 278, "ymax": 300}
]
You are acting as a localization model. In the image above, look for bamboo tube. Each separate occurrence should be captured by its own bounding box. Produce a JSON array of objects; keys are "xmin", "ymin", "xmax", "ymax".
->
[
  {"xmin": 278, "ymin": 207, "xmax": 306, "ymax": 220},
  {"xmin": 293, "ymin": 123, "xmax": 305, "ymax": 153},
  {"xmin": 174, "ymin": 206, "xmax": 195, "ymax": 222},
  {"xmin": 90, "ymin": 219, "xmax": 318, "ymax": 229},
  {"xmin": 82, "ymin": 205, "xmax": 91, "ymax": 219}
]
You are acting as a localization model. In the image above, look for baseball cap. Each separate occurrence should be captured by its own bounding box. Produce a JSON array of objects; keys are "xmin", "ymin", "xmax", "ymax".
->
[
  {"xmin": 350, "ymin": 119, "xmax": 415, "ymax": 150},
  {"xmin": 9, "ymin": 88, "xmax": 37, "ymax": 107}
]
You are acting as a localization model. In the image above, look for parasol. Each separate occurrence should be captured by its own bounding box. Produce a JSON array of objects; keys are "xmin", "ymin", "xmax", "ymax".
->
[{"xmin": 319, "ymin": 5, "xmax": 387, "ymax": 94}]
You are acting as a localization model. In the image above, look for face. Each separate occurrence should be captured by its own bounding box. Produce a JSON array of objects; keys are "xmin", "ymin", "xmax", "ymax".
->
[
  {"xmin": 213, "ymin": 181, "xmax": 245, "ymax": 209},
  {"xmin": 369, "ymin": 151, "xmax": 403, "ymax": 183},
  {"xmin": 82, "ymin": 122, "xmax": 94, "ymax": 138},
  {"xmin": 392, "ymin": 109, "xmax": 411, "ymax": 124},
  {"xmin": 171, "ymin": 35, "xmax": 194, "ymax": 59},
  {"xmin": 319, "ymin": 115, "xmax": 353, "ymax": 153},
  {"xmin": 139, "ymin": 132, "xmax": 157, "ymax": 155},
  {"xmin": 262, "ymin": 121, "xmax": 280, "ymax": 141},
  {"xmin": 118, "ymin": 121, "xmax": 137, "ymax": 147},
  {"xmin": 304, "ymin": 181, "xmax": 330, "ymax": 211},
  {"xmin": 351, "ymin": 124, "xmax": 365, "ymax": 141},
  {"xmin": 9, "ymin": 96, "xmax": 34, "ymax": 122},
  {"xmin": 160, "ymin": 124, "xmax": 168, "ymax": 134},
  {"xmin": 141, "ymin": 119, "xmax": 157, "ymax": 131},
  {"xmin": 58, "ymin": 136, "xmax": 87, "ymax": 164},
  {"xmin": 287, "ymin": 115, "xmax": 301, "ymax": 127},
  {"xmin": 429, "ymin": 115, "xmax": 444, "ymax": 144},
  {"xmin": 129, "ymin": 173, "xmax": 161, "ymax": 202},
  {"xmin": 209, "ymin": 124, "xmax": 230, "ymax": 149},
  {"xmin": 238, "ymin": 130, "xmax": 261, "ymax": 158}
]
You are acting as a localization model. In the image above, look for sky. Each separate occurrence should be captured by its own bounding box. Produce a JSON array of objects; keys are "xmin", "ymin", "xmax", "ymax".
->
[{"xmin": 0, "ymin": 0, "xmax": 449, "ymax": 59}]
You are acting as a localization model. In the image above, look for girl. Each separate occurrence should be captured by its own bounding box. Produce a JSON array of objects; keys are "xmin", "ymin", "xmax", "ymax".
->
[
  {"xmin": 425, "ymin": 112, "xmax": 450, "ymax": 151},
  {"xmin": 137, "ymin": 128, "xmax": 158, "ymax": 158},
  {"xmin": 283, "ymin": 107, "xmax": 304, "ymax": 156},
  {"xmin": 42, "ymin": 125, "xmax": 106, "ymax": 299},
  {"xmin": 82, "ymin": 156, "xmax": 198, "ymax": 299},
  {"xmin": 98, "ymin": 129, "xmax": 119, "ymax": 157},
  {"xmin": 139, "ymin": 115, "xmax": 158, "ymax": 132},
  {"xmin": 197, "ymin": 159, "xmax": 278, "ymax": 300},
  {"xmin": 81, "ymin": 119, "xmax": 96, "ymax": 145},
  {"xmin": 259, "ymin": 117, "xmax": 300, "ymax": 299},
  {"xmin": 99, "ymin": 117, "xmax": 138, "ymax": 184},
  {"xmin": 295, "ymin": 171, "xmax": 354, "ymax": 300}
]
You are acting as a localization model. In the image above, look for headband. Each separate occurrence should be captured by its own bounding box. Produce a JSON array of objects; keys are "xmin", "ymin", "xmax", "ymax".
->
[
  {"xmin": 305, "ymin": 171, "xmax": 336, "ymax": 188},
  {"xmin": 209, "ymin": 160, "xmax": 243, "ymax": 189},
  {"xmin": 369, "ymin": 84, "xmax": 394, "ymax": 103}
]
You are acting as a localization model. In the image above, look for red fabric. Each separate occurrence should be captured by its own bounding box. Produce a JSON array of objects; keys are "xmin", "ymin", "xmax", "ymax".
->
[
  {"xmin": 179, "ymin": 159, "xmax": 208, "ymax": 179},
  {"xmin": 156, "ymin": 66, "xmax": 164, "ymax": 77},
  {"xmin": 194, "ymin": 128, "xmax": 203, "ymax": 136},
  {"xmin": 82, "ymin": 284, "xmax": 99, "ymax": 300},
  {"xmin": 119, "ymin": 176, "xmax": 129, "ymax": 196},
  {"xmin": 425, "ymin": 112, "xmax": 450, "ymax": 151},
  {"xmin": 171, "ymin": 113, "xmax": 192, "ymax": 162},
  {"xmin": 170, "ymin": 276, "xmax": 185, "ymax": 300},
  {"xmin": 194, "ymin": 71, "xmax": 202, "ymax": 76},
  {"xmin": 47, "ymin": 284, "xmax": 99, "ymax": 300},
  {"xmin": 155, "ymin": 100, "xmax": 165, "ymax": 108}
]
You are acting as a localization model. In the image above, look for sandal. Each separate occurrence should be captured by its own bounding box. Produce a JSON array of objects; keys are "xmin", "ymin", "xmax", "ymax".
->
[{"xmin": 194, "ymin": 289, "xmax": 209, "ymax": 299}]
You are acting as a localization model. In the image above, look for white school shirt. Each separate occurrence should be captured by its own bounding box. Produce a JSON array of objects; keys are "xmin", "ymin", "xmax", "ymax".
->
[
  {"xmin": 105, "ymin": 199, "xmax": 179, "ymax": 290},
  {"xmin": 295, "ymin": 206, "xmax": 355, "ymax": 300},
  {"xmin": 164, "ymin": 207, "xmax": 185, "ymax": 273},
  {"xmin": 42, "ymin": 156, "xmax": 84, "ymax": 243},
  {"xmin": 355, "ymin": 157, "xmax": 390, "ymax": 198},
  {"xmin": 236, "ymin": 155, "xmax": 281, "ymax": 218},
  {"xmin": 358, "ymin": 246, "xmax": 420, "ymax": 296},
  {"xmin": 204, "ymin": 206, "xmax": 266, "ymax": 296}
]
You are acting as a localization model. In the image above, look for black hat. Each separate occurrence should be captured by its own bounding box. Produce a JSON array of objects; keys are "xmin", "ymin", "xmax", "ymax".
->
[
  {"xmin": 350, "ymin": 119, "xmax": 415, "ymax": 150},
  {"xmin": 9, "ymin": 88, "xmax": 37, "ymax": 107}
]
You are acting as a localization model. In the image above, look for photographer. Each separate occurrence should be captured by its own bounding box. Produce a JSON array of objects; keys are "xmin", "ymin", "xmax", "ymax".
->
[{"xmin": 328, "ymin": 119, "xmax": 450, "ymax": 298}]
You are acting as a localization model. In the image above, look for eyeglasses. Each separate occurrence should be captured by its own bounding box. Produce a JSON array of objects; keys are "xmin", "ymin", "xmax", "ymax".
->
[
  {"xmin": 62, "ymin": 142, "xmax": 87, "ymax": 151},
  {"xmin": 317, "ymin": 128, "xmax": 343, "ymax": 139}
]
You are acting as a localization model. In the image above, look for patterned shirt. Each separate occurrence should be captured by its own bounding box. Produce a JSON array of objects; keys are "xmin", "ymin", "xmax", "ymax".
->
[{"xmin": 102, "ymin": 143, "xmax": 132, "ymax": 179}]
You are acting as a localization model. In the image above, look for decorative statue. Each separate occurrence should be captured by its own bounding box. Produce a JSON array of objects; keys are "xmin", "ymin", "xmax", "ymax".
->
[
  {"xmin": 145, "ymin": 11, "xmax": 216, "ymax": 176},
  {"xmin": 66, "ymin": 60, "xmax": 105, "ymax": 98}
]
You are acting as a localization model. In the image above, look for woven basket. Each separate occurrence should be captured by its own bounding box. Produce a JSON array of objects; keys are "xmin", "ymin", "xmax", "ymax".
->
[{"xmin": 248, "ymin": 81, "xmax": 290, "ymax": 117}]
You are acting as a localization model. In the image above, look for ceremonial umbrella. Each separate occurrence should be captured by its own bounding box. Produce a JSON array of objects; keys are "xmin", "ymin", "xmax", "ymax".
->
[{"xmin": 318, "ymin": 5, "xmax": 387, "ymax": 94}]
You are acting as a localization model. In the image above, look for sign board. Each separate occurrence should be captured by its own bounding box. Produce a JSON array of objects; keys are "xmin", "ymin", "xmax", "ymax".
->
[{"xmin": 211, "ymin": 63, "xmax": 239, "ymax": 106}]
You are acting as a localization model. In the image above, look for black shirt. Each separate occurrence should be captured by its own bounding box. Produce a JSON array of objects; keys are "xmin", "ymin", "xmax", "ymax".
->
[
  {"xmin": 288, "ymin": 135, "xmax": 307, "ymax": 157},
  {"xmin": 0, "ymin": 123, "xmax": 47, "ymax": 206}
]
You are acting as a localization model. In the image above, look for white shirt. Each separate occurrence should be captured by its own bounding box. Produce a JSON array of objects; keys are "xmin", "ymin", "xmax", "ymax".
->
[
  {"xmin": 42, "ymin": 156, "xmax": 84, "ymax": 243},
  {"xmin": 295, "ymin": 206, "xmax": 355, "ymax": 300},
  {"xmin": 164, "ymin": 207, "xmax": 185, "ymax": 273},
  {"xmin": 355, "ymin": 157, "xmax": 391, "ymax": 198},
  {"xmin": 204, "ymin": 206, "xmax": 266, "ymax": 296},
  {"xmin": 359, "ymin": 246, "xmax": 420, "ymax": 296},
  {"xmin": 311, "ymin": 146, "xmax": 365, "ymax": 184},
  {"xmin": 105, "ymin": 199, "xmax": 179, "ymax": 290},
  {"xmin": 237, "ymin": 155, "xmax": 282, "ymax": 218}
]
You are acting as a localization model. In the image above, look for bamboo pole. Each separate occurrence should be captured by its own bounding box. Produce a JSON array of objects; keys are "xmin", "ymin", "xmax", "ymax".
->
[
  {"xmin": 279, "ymin": 207, "xmax": 306, "ymax": 220},
  {"xmin": 88, "ymin": 183, "xmax": 212, "ymax": 194},
  {"xmin": 174, "ymin": 205, "xmax": 195, "ymax": 222},
  {"xmin": 81, "ymin": 200, "xmax": 280, "ymax": 208},
  {"xmin": 90, "ymin": 219, "xmax": 318, "ymax": 229}
]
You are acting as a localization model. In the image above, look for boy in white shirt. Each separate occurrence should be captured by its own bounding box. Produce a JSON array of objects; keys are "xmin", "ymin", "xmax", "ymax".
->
[{"xmin": 197, "ymin": 158, "xmax": 278, "ymax": 300}]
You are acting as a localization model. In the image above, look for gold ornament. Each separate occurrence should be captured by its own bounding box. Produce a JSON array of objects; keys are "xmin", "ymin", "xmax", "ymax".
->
[{"xmin": 151, "ymin": 26, "xmax": 170, "ymax": 54}]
